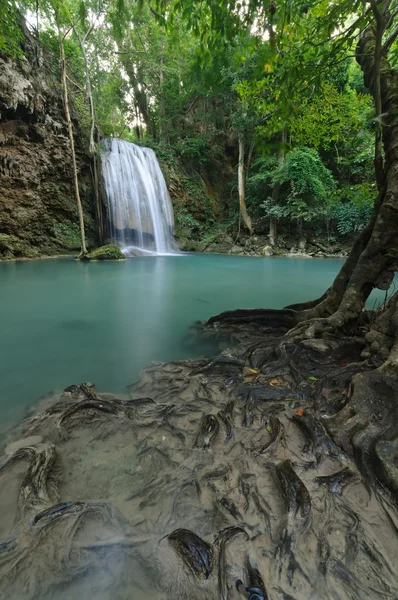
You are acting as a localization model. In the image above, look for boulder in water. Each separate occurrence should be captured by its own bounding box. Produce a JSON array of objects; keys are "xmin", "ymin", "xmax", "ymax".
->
[{"xmin": 86, "ymin": 245, "xmax": 125, "ymax": 260}]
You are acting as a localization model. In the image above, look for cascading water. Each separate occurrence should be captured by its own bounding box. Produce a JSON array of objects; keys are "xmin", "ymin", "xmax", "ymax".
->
[{"xmin": 101, "ymin": 138, "xmax": 176, "ymax": 256}]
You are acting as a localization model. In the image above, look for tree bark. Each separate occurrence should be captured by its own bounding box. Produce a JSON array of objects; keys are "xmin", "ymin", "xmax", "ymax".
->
[
  {"xmin": 78, "ymin": 37, "xmax": 96, "ymax": 155},
  {"xmin": 288, "ymin": 21, "xmax": 398, "ymax": 327},
  {"xmin": 58, "ymin": 28, "xmax": 88, "ymax": 257},
  {"xmin": 74, "ymin": 28, "xmax": 102, "ymax": 244},
  {"xmin": 324, "ymin": 24, "xmax": 398, "ymax": 325},
  {"xmin": 159, "ymin": 39, "xmax": 165, "ymax": 141},
  {"xmin": 269, "ymin": 128, "xmax": 286, "ymax": 246},
  {"xmin": 238, "ymin": 134, "xmax": 253, "ymax": 234},
  {"xmin": 369, "ymin": 0, "xmax": 386, "ymax": 190}
]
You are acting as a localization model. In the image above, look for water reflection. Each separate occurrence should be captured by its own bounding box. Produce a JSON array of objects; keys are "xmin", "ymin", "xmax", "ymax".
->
[{"xmin": 0, "ymin": 254, "xmax": 394, "ymax": 431}]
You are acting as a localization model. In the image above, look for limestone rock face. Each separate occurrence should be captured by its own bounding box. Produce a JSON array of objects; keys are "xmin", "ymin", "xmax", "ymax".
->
[
  {"xmin": 0, "ymin": 30, "xmax": 97, "ymax": 259},
  {"xmin": 262, "ymin": 245, "xmax": 273, "ymax": 256}
]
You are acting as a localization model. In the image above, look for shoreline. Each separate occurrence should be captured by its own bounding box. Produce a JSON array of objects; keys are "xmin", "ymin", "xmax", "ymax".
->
[{"xmin": 0, "ymin": 249, "xmax": 347, "ymax": 262}]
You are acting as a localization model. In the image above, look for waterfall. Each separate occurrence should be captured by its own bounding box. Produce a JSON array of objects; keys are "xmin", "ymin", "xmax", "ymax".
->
[{"xmin": 101, "ymin": 138, "xmax": 176, "ymax": 256}]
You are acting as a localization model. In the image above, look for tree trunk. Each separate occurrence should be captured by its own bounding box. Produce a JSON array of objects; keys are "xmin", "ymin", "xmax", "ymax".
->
[
  {"xmin": 288, "ymin": 22, "xmax": 398, "ymax": 327},
  {"xmin": 269, "ymin": 129, "xmax": 286, "ymax": 246},
  {"xmin": 78, "ymin": 39, "xmax": 96, "ymax": 155},
  {"xmin": 58, "ymin": 28, "xmax": 88, "ymax": 257},
  {"xmin": 75, "ymin": 31, "xmax": 102, "ymax": 244},
  {"xmin": 323, "ymin": 25, "xmax": 398, "ymax": 326},
  {"xmin": 120, "ymin": 45, "xmax": 153, "ymax": 136},
  {"xmin": 269, "ymin": 217, "xmax": 277, "ymax": 246},
  {"xmin": 238, "ymin": 134, "xmax": 253, "ymax": 234},
  {"xmin": 159, "ymin": 40, "xmax": 165, "ymax": 141}
]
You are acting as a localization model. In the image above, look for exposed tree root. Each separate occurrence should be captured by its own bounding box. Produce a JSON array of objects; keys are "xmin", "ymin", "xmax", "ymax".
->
[
  {"xmin": 1, "ymin": 318, "xmax": 398, "ymax": 598},
  {"xmin": 0, "ymin": 443, "xmax": 57, "ymax": 514},
  {"xmin": 0, "ymin": 500, "xmax": 132, "ymax": 599},
  {"xmin": 207, "ymin": 308, "xmax": 300, "ymax": 328},
  {"xmin": 325, "ymin": 369, "xmax": 398, "ymax": 491}
]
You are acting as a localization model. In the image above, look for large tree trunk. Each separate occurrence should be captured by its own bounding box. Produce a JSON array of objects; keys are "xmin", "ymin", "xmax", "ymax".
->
[
  {"xmin": 58, "ymin": 28, "xmax": 88, "ymax": 258},
  {"xmin": 289, "ymin": 23, "xmax": 398, "ymax": 328},
  {"xmin": 323, "ymin": 25, "xmax": 398, "ymax": 326},
  {"xmin": 216, "ymin": 22, "xmax": 398, "ymax": 334},
  {"xmin": 238, "ymin": 134, "xmax": 253, "ymax": 234}
]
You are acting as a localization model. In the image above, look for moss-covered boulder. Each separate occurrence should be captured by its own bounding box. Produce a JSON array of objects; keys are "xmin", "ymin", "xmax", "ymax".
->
[{"xmin": 86, "ymin": 245, "xmax": 126, "ymax": 260}]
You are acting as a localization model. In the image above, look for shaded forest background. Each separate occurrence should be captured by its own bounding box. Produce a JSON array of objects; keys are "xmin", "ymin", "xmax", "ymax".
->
[{"xmin": 0, "ymin": 0, "xmax": 397, "ymax": 258}]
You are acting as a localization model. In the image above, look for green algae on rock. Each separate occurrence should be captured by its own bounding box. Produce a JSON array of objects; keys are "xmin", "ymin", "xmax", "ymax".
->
[{"xmin": 86, "ymin": 245, "xmax": 126, "ymax": 260}]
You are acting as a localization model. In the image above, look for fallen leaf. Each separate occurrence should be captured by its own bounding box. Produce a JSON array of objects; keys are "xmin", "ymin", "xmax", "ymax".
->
[
  {"xmin": 269, "ymin": 378, "xmax": 280, "ymax": 386},
  {"xmin": 295, "ymin": 408, "xmax": 304, "ymax": 416},
  {"xmin": 308, "ymin": 376, "xmax": 318, "ymax": 382},
  {"xmin": 247, "ymin": 368, "xmax": 257, "ymax": 375}
]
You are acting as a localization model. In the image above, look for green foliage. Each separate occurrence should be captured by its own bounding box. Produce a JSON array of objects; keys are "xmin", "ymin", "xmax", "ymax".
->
[
  {"xmin": 0, "ymin": 0, "xmax": 24, "ymax": 57},
  {"xmin": 87, "ymin": 244, "xmax": 125, "ymax": 260},
  {"xmin": 9, "ymin": 0, "xmax": 387, "ymax": 252},
  {"xmin": 247, "ymin": 155, "xmax": 278, "ymax": 196},
  {"xmin": 331, "ymin": 183, "xmax": 375, "ymax": 235},
  {"xmin": 268, "ymin": 147, "xmax": 335, "ymax": 223},
  {"xmin": 174, "ymin": 205, "xmax": 201, "ymax": 234},
  {"xmin": 289, "ymin": 84, "xmax": 372, "ymax": 151},
  {"xmin": 176, "ymin": 137, "xmax": 209, "ymax": 163},
  {"xmin": 54, "ymin": 221, "xmax": 82, "ymax": 249}
]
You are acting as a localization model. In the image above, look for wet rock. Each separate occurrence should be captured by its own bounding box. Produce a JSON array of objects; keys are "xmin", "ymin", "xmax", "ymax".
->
[
  {"xmin": 376, "ymin": 438, "xmax": 398, "ymax": 492},
  {"xmin": 300, "ymin": 339, "xmax": 338, "ymax": 354},
  {"xmin": 168, "ymin": 529, "xmax": 213, "ymax": 578},
  {"xmin": 62, "ymin": 382, "xmax": 97, "ymax": 400},
  {"xmin": 0, "ymin": 29, "xmax": 96, "ymax": 259},
  {"xmin": 5, "ymin": 436, "xmax": 43, "ymax": 454},
  {"xmin": 275, "ymin": 459, "xmax": 311, "ymax": 522},
  {"xmin": 86, "ymin": 245, "xmax": 125, "ymax": 260},
  {"xmin": 194, "ymin": 414, "xmax": 219, "ymax": 448},
  {"xmin": 262, "ymin": 245, "xmax": 273, "ymax": 256}
]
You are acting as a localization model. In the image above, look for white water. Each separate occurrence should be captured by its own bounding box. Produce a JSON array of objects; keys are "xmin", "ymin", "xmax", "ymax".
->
[{"xmin": 101, "ymin": 138, "xmax": 176, "ymax": 256}]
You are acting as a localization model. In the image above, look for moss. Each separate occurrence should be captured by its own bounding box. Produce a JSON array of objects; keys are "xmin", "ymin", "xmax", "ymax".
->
[
  {"xmin": 53, "ymin": 221, "xmax": 82, "ymax": 250},
  {"xmin": 86, "ymin": 244, "xmax": 126, "ymax": 260},
  {"xmin": 0, "ymin": 233, "xmax": 40, "ymax": 259}
]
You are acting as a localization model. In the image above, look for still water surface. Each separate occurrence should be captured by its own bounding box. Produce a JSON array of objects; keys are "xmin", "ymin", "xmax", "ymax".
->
[{"xmin": 0, "ymin": 254, "xmax": 388, "ymax": 430}]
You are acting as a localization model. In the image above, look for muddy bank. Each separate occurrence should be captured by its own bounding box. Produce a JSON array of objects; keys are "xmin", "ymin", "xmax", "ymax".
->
[{"xmin": 0, "ymin": 322, "xmax": 397, "ymax": 599}]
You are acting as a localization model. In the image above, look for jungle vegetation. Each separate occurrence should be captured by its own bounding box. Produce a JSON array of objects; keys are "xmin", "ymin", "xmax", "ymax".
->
[{"xmin": 2, "ymin": 0, "xmax": 394, "ymax": 250}]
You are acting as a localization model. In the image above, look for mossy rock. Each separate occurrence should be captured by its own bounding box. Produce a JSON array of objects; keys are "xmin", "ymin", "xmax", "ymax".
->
[
  {"xmin": 86, "ymin": 245, "xmax": 126, "ymax": 260},
  {"xmin": 0, "ymin": 234, "xmax": 38, "ymax": 259}
]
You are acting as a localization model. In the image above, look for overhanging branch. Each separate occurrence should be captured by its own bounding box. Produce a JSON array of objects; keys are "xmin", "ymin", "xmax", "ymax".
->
[{"xmin": 382, "ymin": 24, "xmax": 398, "ymax": 54}]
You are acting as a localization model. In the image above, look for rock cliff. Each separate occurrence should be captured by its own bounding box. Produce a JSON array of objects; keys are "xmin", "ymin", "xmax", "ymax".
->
[{"xmin": 0, "ymin": 27, "xmax": 96, "ymax": 259}]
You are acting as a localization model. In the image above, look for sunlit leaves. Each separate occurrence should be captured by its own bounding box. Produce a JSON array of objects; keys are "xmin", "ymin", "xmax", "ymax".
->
[{"xmin": 0, "ymin": 0, "xmax": 24, "ymax": 57}]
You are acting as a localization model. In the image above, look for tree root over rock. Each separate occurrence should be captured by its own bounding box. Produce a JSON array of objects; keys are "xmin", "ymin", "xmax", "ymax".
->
[{"xmin": 0, "ymin": 321, "xmax": 398, "ymax": 599}]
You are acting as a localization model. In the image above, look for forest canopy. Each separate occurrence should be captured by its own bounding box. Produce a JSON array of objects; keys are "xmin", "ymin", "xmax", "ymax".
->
[{"xmin": 2, "ymin": 0, "xmax": 395, "ymax": 249}]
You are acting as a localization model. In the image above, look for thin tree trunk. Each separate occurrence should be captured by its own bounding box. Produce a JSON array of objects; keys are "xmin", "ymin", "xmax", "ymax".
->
[
  {"xmin": 79, "ymin": 39, "xmax": 96, "ymax": 155},
  {"xmin": 93, "ymin": 153, "xmax": 104, "ymax": 243},
  {"xmin": 159, "ymin": 40, "xmax": 165, "ymax": 141},
  {"xmin": 238, "ymin": 134, "xmax": 252, "ymax": 234},
  {"xmin": 269, "ymin": 128, "xmax": 286, "ymax": 246},
  {"xmin": 58, "ymin": 27, "xmax": 88, "ymax": 257},
  {"xmin": 74, "ymin": 29, "xmax": 102, "ymax": 243},
  {"xmin": 369, "ymin": 0, "xmax": 385, "ymax": 190},
  {"xmin": 246, "ymin": 138, "xmax": 255, "ymax": 174}
]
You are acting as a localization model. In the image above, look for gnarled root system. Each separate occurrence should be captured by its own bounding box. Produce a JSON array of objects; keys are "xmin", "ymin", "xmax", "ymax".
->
[{"xmin": 0, "ymin": 323, "xmax": 397, "ymax": 599}]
